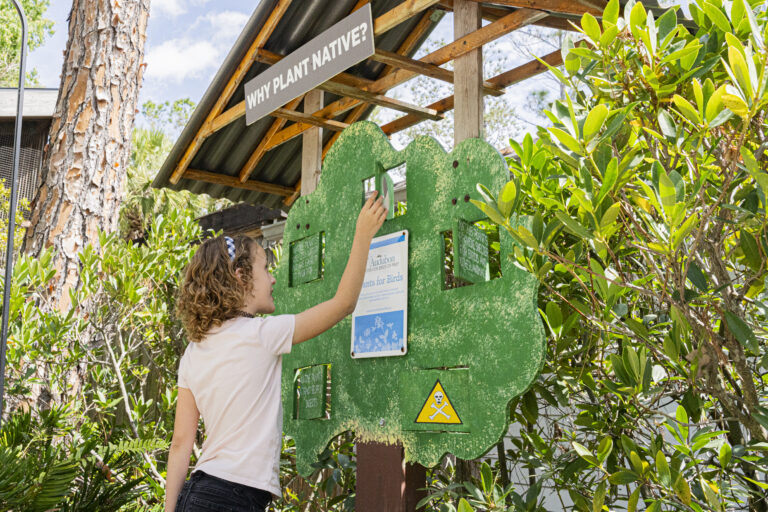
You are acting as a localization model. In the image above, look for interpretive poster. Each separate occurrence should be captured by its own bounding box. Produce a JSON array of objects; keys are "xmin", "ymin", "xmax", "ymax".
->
[{"xmin": 351, "ymin": 230, "xmax": 408, "ymax": 358}]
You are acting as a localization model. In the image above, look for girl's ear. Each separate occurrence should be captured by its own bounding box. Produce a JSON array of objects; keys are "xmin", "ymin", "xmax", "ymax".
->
[{"xmin": 234, "ymin": 267, "xmax": 244, "ymax": 282}]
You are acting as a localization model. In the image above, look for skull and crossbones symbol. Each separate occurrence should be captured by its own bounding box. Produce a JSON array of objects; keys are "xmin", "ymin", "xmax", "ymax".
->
[{"xmin": 429, "ymin": 390, "xmax": 450, "ymax": 420}]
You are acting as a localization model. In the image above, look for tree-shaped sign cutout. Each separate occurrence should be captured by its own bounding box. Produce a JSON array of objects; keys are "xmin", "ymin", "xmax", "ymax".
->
[{"xmin": 274, "ymin": 122, "xmax": 545, "ymax": 475}]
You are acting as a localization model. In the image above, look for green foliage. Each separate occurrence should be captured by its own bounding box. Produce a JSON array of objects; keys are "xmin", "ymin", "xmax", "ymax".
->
[
  {"xmin": 474, "ymin": 0, "xmax": 768, "ymax": 509},
  {"xmin": 0, "ymin": 0, "xmax": 54, "ymax": 86}
]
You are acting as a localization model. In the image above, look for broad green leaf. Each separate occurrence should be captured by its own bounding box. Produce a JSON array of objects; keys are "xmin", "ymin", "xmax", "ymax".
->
[
  {"xmin": 565, "ymin": 53, "xmax": 581, "ymax": 75},
  {"xmin": 582, "ymin": 13, "xmax": 602, "ymax": 42},
  {"xmin": 600, "ymin": 24, "xmax": 619, "ymax": 47},
  {"xmin": 555, "ymin": 211, "xmax": 594, "ymax": 239},
  {"xmin": 656, "ymin": 451, "xmax": 671, "ymax": 486},
  {"xmin": 739, "ymin": 229, "xmax": 762, "ymax": 271},
  {"xmin": 498, "ymin": 180, "xmax": 517, "ymax": 218},
  {"xmin": 573, "ymin": 441, "xmax": 594, "ymax": 459},
  {"xmin": 705, "ymin": 85, "xmax": 727, "ymax": 121},
  {"xmin": 583, "ymin": 104, "xmax": 609, "ymax": 141},
  {"xmin": 728, "ymin": 45, "xmax": 753, "ymax": 100},
  {"xmin": 550, "ymin": 127, "xmax": 582, "ymax": 153},
  {"xmin": 687, "ymin": 262, "xmax": 709, "ymax": 291},
  {"xmin": 672, "ymin": 213, "xmax": 699, "ymax": 250},
  {"xmin": 515, "ymin": 226, "xmax": 539, "ymax": 249},
  {"xmin": 702, "ymin": 2, "xmax": 731, "ymax": 32},
  {"xmin": 458, "ymin": 498, "xmax": 474, "ymax": 512},
  {"xmin": 722, "ymin": 92, "xmax": 749, "ymax": 117},
  {"xmin": 480, "ymin": 462, "xmax": 494, "ymax": 495},
  {"xmin": 470, "ymin": 199, "xmax": 506, "ymax": 225},
  {"xmin": 657, "ymin": 109, "xmax": 677, "ymax": 137},
  {"xmin": 597, "ymin": 158, "xmax": 618, "ymax": 205},
  {"xmin": 627, "ymin": 486, "xmax": 641, "ymax": 512},
  {"xmin": 699, "ymin": 476, "xmax": 722, "ymax": 512},
  {"xmin": 597, "ymin": 436, "xmax": 613, "ymax": 463},
  {"xmin": 673, "ymin": 95, "xmax": 702, "ymax": 124},
  {"xmin": 593, "ymin": 481, "xmax": 607, "ymax": 512},
  {"xmin": 659, "ymin": 171, "xmax": 677, "ymax": 209},
  {"xmin": 629, "ymin": 2, "xmax": 647, "ymax": 33},
  {"xmin": 674, "ymin": 475, "xmax": 692, "ymax": 505},
  {"xmin": 740, "ymin": 145, "xmax": 759, "ymax": 173},
  {"xmin": 603, "ymin": 0, "xmax": 620, "ymax": 26},
  {"xmin": 719, "ymin": 442, "xmax": 732, "ymax": 468},
  {"xmin": 600, "ymin": 203, "xmax": 621, "ymax": 230},
  {"xmin": 660, "ymin": 42, "xmax": 701, "ymax": 65},
  {"xmin": 609, "ymin": 471, "xmax": 638, "ymax": 485},
  {"xmin": 692, "ymin": 79, "xmax": 704, "ymax": 115},
  {"xmin": 724, "ymin": 310, "xmax": 759, "ymax": 352}
]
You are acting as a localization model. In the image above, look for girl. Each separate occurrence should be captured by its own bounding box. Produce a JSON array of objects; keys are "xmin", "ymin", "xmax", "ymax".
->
[{"xmin": 165, "ymin": 193, "xmax": 387, "ymax": 511}]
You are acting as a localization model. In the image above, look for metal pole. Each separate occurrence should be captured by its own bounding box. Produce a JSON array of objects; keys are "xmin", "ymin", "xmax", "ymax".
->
[{"xmin": 0, "ymin": 0, "xmax": 28, "ymax": 427}]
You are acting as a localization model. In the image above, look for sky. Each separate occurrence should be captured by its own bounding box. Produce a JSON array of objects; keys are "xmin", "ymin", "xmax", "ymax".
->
[
  {"xmin": 29, "ymin": 0, "xmax": 254, "ymax": 106},
  {"xmin": 25, "ymin": 1, "xmax": 562, "ymax": 145}
]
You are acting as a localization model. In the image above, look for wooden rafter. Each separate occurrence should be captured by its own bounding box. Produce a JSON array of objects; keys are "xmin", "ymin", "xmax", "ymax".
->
[
  {"xmin": 438, "ymin": 0, "xmax": 582, "ymax": 31},
  {"xmin": 237, "ymin": 97, "xmax": 303, "ymax": 183},
  {"xmin": 467, "ymin": 0, "xmax": 604, "ymax": 16},
  {"xmin": 169, "ymin": 0, "xmax": 293, "ymax": 184},
  {"xmin": 265, "ymin": 9, "xmax": 546, "ymax": 154},
  {"xmin": 370, "ymin": 49, "xmax": 504, "ymax": 96},
  {"xmin": 318, "ymin": 81, "xmax": 443, "ymax": 120},
  {"xmin": 184, "ymin": 169, "xmax": 295, "ymax": 197},
  {"xmin": 273, "ymin": 108, "xmax": 349, "ymax": 131},
  {"xmin": 373, "ymin": 0, "xmax": 442, "ymax": 34},
  {"xmin": 380, "ymin": 48, "xmax": 564, "ymax": 134}
]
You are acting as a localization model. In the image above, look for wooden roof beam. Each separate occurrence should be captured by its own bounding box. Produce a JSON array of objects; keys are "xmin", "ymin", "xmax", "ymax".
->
[
  {"xmin": 380, "ymin": 48, "xmax": 564, "ymax": 134},
  {"xmin": 237, "ymin": 97, "xmax": 304, "ymax": 183},
  {"xmin": 266, "ymin": 8, "xmax": 546, "ymax": 153},
  {"xmin": 184, "ymin": 169, "xmax": 295, "ymax": 197},
  {"xmin": 438, "ymin": 1, "xmax": 581, "ymax": 31},
  {"xmin": 272, "ymin": 107, "xmax": 349, "ymax": 131},
  {"xmin": 467, "ymin": 0, "xmax": 604, "ymax": 17},
  {"xmin": 373, "ymin": 0, "xmax": 442, "ymax": 35},
  {"xmin": 169, "ymin": 0, "xmax": 293, "ymax": 184},
  {"xmin": 318, "ymin": 81, "xmax": 443, "ymax": 121},
  {"xmin": 370, "ymin": 49, "xmax": 505, "ymax": 96}
]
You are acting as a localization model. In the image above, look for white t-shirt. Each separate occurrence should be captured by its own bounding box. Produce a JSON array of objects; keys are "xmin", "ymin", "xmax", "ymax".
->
[{"xmin": 177, "ymin": 315, "xmax": 295, "ymax": 497}]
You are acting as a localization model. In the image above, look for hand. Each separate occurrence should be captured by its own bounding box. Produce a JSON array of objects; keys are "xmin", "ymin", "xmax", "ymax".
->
[{"xmin": 356, "ymin": 191, "xmax": 388, "ymax": 240}]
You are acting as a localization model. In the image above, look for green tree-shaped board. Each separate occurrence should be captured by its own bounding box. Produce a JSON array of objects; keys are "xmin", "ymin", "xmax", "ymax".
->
[{"xmin": 275, "ymin": 122, "xmax": 545, "ymax": 475}]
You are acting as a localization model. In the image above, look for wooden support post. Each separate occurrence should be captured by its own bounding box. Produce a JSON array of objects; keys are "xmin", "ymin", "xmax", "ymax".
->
[
  {"xmin": 356, "ymin": 442, "xmax": 426, "ymax": 512},
  {"xmin": 454, "ymin": 0, "xmax": 484, "ymax": 144},
  {"xmin": 301, "ymin": 90, "xmax": 323, "ymax": 196}
]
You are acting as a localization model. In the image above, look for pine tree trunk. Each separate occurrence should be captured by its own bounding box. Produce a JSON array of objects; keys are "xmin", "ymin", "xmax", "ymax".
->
[{"xmin": 24, "ymin": 0, "xmax": 151, "ymax": 311}]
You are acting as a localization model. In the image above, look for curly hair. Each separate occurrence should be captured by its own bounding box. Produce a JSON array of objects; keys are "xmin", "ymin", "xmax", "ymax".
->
[{"xmin": 176, "ymin": 235, "xmax": 259, "ymax": 342}]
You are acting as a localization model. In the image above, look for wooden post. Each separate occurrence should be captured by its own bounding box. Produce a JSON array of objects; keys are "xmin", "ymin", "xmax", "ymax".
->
[
  {"xmin": 453, "ymin": 0, "xmax": 484, "ymax": 144},
  {"xmin": 453, "ymin": 0, "xmax": 484, "ymax": 485},
  {"xmin": 356, "ymin": 442, "xmax": 426, "ymax": 511},
  {"xmin": 301, "ymin": 89, "xmax": 324, "ymax": 195}
]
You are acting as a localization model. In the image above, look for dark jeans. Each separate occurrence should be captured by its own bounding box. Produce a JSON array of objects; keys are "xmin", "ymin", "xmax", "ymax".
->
[{"xmin": 175, "ymin": 470, "xmax": 272, "ymax": 512}]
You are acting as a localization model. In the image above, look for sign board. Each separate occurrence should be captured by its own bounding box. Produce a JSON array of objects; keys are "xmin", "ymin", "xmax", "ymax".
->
[
  {"xmin": 244, "ymin": 4, "xmax": 374, "ymax": 125},
  {"xmin": 296, "ymin": 364, "xmax": 328, "ymax": 420},
  {"xmin": 351, "ymin": 231, "xmax": 408, "ymax": 358},
  {"xmin": 275, "ymin": 122, "xmax": 546, "ymax": 475},
  {"xmin": 290, "ymin": 232, "xmax": 322, "ymax": 286},
  {"xmin": 454, "ymin": 219, "xmax": 489, "ymax": 284}
]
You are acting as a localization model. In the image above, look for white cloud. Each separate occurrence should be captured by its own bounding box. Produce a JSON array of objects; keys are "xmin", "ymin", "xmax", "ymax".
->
[
  {"xmin": 153, "ymin": 0, "xmax": 187, "ymax": 18},
  {"xmin": 193, "ymin": 10, "xmax": 250, "ymax": 41},
  {"xmin": 144, "ymin": 39, "xmax": 220, "ymax": 82}
]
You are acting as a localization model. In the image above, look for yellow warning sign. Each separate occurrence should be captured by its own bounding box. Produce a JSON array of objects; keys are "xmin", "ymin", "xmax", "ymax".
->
[{"xmin": 414, "ymin": 380, "xmax": 462, "ymax": 424}]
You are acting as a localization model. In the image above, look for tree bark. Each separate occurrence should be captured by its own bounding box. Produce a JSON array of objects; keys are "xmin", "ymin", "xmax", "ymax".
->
[{"xmin": 24, "ymin": 0, "xmax": 151, "ymax": 311}]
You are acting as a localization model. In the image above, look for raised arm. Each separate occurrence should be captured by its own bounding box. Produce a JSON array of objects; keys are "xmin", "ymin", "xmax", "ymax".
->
[{"xmin": 292, "ymin": 192, "xmax": 387, "ymax": 344}]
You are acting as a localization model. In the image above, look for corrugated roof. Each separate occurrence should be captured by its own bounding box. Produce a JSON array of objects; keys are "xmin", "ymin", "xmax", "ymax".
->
[
  {"xmin": 153, "ymin": 0, "xmax": 672, "ymax": 211},
  {"xmin": 153, "ymin": 0, "xmax": 440, "ymax": 210}
]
